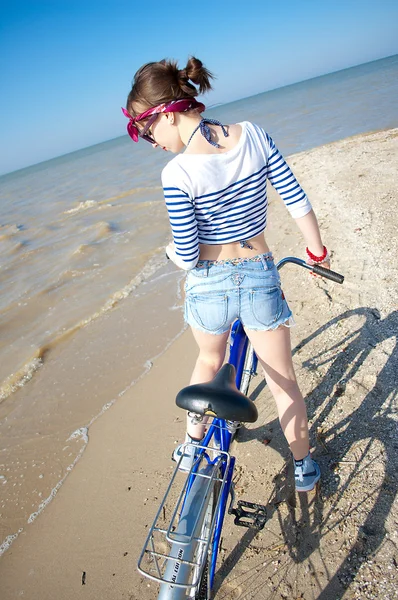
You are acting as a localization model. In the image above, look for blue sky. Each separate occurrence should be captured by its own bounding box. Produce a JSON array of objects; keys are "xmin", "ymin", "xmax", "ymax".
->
[{"xmin": 1, "ymin": 0, "xmax": 397, "ymax": 175}]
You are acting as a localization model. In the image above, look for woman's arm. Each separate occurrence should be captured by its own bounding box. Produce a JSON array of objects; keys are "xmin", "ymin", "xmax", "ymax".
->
[
  {"xmin": 295, "ymin": 209, "xmax": 324, "ymax": 256},
  {"xmin": 295, "ymin": 209, "xmax": 330, "ymax": 267},
  {"xmin": 263, "ymin": 133, "xmax": 329, "ymax": 266},
  {"xmin": 161, "ymin": 165, "xmax": 199, "ymax": 270}
]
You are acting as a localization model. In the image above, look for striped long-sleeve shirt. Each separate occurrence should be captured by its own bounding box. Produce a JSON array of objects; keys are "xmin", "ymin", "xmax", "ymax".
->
[{"xmin": 161, "ymin": 121, "xmax": 312, "ymax": 270}]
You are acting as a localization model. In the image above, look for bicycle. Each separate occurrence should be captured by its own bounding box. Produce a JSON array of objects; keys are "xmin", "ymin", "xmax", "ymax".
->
[{"xmin": 137, "ymin": 257, "xmax": 344, "ymax": 599}]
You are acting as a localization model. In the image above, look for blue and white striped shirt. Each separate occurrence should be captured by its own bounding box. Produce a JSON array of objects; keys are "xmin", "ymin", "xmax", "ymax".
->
[{"xmin": 162, "ymin": 121, "xmax": 311, "ymax": 270}]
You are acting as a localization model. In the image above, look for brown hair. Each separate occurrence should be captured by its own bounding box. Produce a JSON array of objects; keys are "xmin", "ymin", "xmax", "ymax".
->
[{"xmin": 126, "ymin": 56, "xmax": 214, "ymax": 117}]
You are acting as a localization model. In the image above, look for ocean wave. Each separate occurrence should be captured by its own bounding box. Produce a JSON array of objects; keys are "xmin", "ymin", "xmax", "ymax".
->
[
  {"xmin": 92, "ymin": 221, "xmax": 116, "ymax": 238},
  {"xmin": 0, "ymin": 223, "xmax": 24, "ymax": 241},
  {"xmin": 27, "ymin": 428, "xmax": 89, "ymax": 525},
  {"xmin": 64, "ymin": 200, "xmax": 97, "ymax": 214},
  {"xmin": 8, "ymin": 240, "xmax": 29, "ymax": 253},
  {"xmin": 71, "ymin": 243, "xmax": 96, "ymax": 257},
  {"xmin": 98, "ymin": 186, "xmax": 163, "ymax": 205},
  {"xmin": 0, "ymin": 529, "xmax": 24, "ymax": 556},
  {"xmin": 63, "ymin": 187, "xmax": 163, "ymax": 216},
  {"xmin": 0, "ymin": 250, "xmax": 167, "ymax": 404},
  {"xmin": 0, "ymin": 353, "xmax": 46, "ymax": 402}
]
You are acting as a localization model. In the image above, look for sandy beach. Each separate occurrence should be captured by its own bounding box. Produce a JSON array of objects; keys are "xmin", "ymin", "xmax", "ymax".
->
[{"xmin": 1, "ymin": 128, "xmax": 397, "ymax": 599}]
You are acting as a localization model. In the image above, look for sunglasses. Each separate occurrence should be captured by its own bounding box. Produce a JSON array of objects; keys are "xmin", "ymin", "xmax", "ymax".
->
[
  {"xmin": 134, "ymin": 112, "xmax": 159, "ymax": 144},
  {"xmin": 121, "ymin": 99, "xmax": 205, "ymax": 144}
]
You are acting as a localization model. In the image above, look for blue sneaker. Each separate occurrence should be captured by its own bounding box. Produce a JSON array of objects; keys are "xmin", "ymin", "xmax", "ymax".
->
[{"xmin": 294, "ymin": 453, "xmax": 321, "ymax": 492}]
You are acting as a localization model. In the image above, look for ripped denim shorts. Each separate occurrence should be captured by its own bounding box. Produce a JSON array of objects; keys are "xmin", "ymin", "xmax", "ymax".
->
[{"xmin": 184, "ymin": 252, "xmax": 293, "ymax": 335}]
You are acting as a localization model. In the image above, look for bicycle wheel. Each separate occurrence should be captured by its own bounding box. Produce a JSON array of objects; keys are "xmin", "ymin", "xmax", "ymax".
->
[
  {"xmin": 239, "ymin": 342, "xmax": 254, "ymax": 396},
  {"xmin": 194, "ymin": 472, "xmax": 221, "ymax": 600},
  {"xmin": 157, "ymin": 462, "xmax": 222, "ymax": 600}
]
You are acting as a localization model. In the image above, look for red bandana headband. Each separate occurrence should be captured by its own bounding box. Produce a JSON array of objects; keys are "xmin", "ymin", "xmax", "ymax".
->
[{"xmin": 121, "ymin": 98, "xmax": 205, "ymax": 142}]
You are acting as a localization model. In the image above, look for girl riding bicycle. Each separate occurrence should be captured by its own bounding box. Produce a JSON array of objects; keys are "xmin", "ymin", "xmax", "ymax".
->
[{"xmin": 123, "ymin": 56, "xmax": 330, "ymax": 492}]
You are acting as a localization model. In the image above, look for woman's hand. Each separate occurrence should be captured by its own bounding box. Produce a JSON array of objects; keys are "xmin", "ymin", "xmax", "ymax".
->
[
  {"xmin": 166, "ymin": 241, "xmax": 176, "ymax": 260},
  {"xmin": 307, "ymin": 255, "xmax": 331, "ymax": 277},
  {"xmin": 165, "ymin": 241, "xmax": 187, "ymax": 270}
]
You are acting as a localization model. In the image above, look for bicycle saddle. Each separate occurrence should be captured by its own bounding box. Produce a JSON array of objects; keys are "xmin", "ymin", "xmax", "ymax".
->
[{"xmin": 176, "ymin": 364, "xmax": 258, "ymax": 423}]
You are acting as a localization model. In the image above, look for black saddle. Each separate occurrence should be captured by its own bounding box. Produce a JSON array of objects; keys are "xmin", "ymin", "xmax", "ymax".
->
[{"xmin": 176, "ymin": 364, "xmax": 258, "ymax": 423}]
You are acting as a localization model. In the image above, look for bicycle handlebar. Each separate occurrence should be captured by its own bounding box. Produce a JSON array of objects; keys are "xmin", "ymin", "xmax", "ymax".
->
[
  {"xmin": 311, "ymin": 263, "xmax": 344, "ymax": 283},
  {"xmin": 276, "ymin": 256, "xmax": 344, "ymax": 284}
]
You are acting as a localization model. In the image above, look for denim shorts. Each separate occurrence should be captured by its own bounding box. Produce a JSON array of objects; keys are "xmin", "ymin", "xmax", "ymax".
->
[{"xmin": 184, "ymin": 253, "xmax": 293, "ymax": 335}]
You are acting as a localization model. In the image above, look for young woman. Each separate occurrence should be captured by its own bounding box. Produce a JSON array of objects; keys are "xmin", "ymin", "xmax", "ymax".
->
[{"xmin": 123, "ymin": 57, "xmax": 330, "ymax": 492}]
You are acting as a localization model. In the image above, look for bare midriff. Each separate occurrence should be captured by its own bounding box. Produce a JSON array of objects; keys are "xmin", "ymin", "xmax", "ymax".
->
[{"xmin": 198, "ymin": 232, "xmax": 270, "ymax": 261}]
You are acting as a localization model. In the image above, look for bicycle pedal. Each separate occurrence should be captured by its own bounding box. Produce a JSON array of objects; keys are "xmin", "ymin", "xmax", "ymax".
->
[{"xmin": 229, "ymin": 500, "xmax": 268, "ymax": 530}]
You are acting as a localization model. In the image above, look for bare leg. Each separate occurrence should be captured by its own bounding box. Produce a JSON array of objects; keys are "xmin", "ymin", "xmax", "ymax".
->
[
  {"xmin": 186, "ymin": 327, "xmax": 229, "ymax": 439},
  {"xmin": 245, "ymin": 325, "xmax": 310, "ymax": 460}
]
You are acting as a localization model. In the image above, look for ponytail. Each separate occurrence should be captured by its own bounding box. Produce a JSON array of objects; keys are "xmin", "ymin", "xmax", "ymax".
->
[
  {"xmin": 179, "ymin": 56, "xmax": 214, "ymax": 95},
  {"xmin": 126, "ymin": 56, "xmax": 214, "ymax": 116}
]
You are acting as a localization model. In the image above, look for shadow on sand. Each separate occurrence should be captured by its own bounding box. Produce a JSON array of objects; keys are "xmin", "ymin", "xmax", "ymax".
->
[{"xmin": 214, "ymin": 307, "xmax": 398, "ymax": 599}]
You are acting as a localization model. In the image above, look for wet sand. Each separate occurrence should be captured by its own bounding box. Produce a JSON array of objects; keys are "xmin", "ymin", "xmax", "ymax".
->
[
  {"xmin": 0, "ymin": 263, "xmax": 185, "ymax": 545},
  {"xmin": 1, "ymin": 128, "xmax": 397, "ymax": 599}
]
